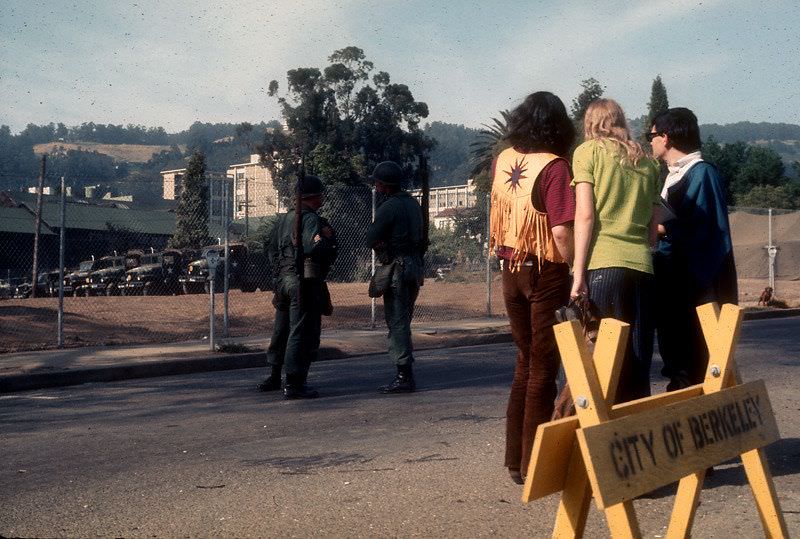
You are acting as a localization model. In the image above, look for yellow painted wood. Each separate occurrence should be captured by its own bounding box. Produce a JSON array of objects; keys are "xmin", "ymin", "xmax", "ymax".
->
[
  {"xmin": 610, "ymin": 385, "xmax": 704, "ymax": 419},
  {"xmin": 533, "ymin": 304, "xmax": 784, "ymax": 539},
  {"xmin": 528, "ymin": 319, "xmax": 631, "ymax": 505},
  {"xmin": 552, "ymin": 319, "xmax": 642, "ymax": 538},
  {"xmin": 552, "ymin": 443, "xmax": 591, "ymax": 538},
  {"xmin": 549, "ymin": 320, "xmax": 630, "ymax": 536},
  {"xmin": 741, "ymin": 448, "xmax": 789, "ymax": 538},
  {"xmin": 578, "ymin": 380, "xmax": 779, "ymax": 508},
  {"xmin": 594, "ymin": 319, "xmax": 629, "ymax": 403},
  {"xmin": 697, "ymin": 303, "xmax": 743, "ymax": 393},
  {"xmin": 665, "ymin": 471, "xmax": 705, "ymax": 539},
  {"xmin": 525, "ymin": 386, "xmax": 703, "ymax": 503},
  {"xmin": 523, "ymin": 417, "xmax": 580, "ymax": 502},
  {"xmin": 604, "ymin": 503, "xmax": 642, "ymax": 539},
  {"xmin": 667, "ymin": 303, "xmax": 743, "ymax": 538},
  {"xmin": 554, "ymin": 319, "xmax": 620, "ymax": 425}
]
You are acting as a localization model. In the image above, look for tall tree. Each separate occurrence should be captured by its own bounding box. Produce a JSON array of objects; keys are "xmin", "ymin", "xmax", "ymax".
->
[
  {"xmin": 259, "ymin": 46, "xmax": 433, "ymax": 279},
  {"xmin": 645, "ymin": 75, "xmax": 669, "ymax": 129},
  {"xmin": 169, "ymin": 151, "xmax": 209, "ymax": 249},
  {"xmin": 570, "ymin": 78, "xmax": 605, "ymax": 129}
]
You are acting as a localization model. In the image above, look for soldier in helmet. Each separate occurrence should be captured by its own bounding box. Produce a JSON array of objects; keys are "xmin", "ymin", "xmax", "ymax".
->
[
  {"xmin": 366, "ymin": 161, "xmax": 425, "ymax": 393},
  {"xmin": 257, "ymin": 175, "xmax": 338, "ymax": 399}
]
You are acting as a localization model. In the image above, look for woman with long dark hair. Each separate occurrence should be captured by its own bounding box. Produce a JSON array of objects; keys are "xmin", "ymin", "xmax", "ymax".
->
[{"xmin": 489, "ymin": 91, "xmax": 576, "ymax": 484}]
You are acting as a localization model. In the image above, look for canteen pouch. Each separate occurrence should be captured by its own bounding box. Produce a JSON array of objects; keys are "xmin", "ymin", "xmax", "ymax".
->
[{"xmin": 368, "ymin": 261, "xmax": 396, "ymax": 298}]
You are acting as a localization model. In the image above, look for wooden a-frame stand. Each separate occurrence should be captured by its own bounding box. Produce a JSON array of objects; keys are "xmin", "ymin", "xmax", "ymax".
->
[{"xmin": 522, "ymin": 303, "xmax": 788, "ymax": 538}]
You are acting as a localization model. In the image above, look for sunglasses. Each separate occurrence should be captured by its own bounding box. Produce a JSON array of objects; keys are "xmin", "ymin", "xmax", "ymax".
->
[{"xmin": 645, "ymin": 132, "xmax": 663, "ymax": 142}]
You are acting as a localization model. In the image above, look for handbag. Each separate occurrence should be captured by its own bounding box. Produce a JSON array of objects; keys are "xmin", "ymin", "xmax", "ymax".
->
[
  {"xmin": 551, "ymin": 296, "xmax": 601, "ymax": 420},
  {"xmin": 368, "ymin": 261, "xmax": 396, "ymax": 298}
]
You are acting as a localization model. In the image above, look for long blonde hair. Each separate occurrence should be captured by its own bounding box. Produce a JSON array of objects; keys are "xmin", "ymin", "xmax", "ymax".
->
[{"xmin": 583, "ymin": 98, "xmax": 645, "ymax": 165}]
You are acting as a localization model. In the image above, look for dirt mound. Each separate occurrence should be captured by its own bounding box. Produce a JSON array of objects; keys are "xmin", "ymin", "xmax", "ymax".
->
[
  {"xmin": 730, "ymin": 210, "xmax": 800, "ymax": 279},
  {"xmin": 33, "ymin": 142, "xmax": 185, "ymax": 163}
]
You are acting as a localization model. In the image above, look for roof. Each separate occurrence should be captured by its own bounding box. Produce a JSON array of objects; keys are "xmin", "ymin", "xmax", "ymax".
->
[
  {"xmin": 0, "ymin": 206, "xmax": 55, "ymax": 235},
  {"xmin": 1, "ymin": 191, "xmax": 226, "ymax": 238}
]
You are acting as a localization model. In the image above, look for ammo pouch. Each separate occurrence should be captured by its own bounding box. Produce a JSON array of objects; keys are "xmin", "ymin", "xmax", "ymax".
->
[
  {"xmin": 303, "ymin": 259, "xmax": 322, "ymax": 279},
  {"xmin": 368, "ymin": 261, "xmax": 397, "ymax": 298}
]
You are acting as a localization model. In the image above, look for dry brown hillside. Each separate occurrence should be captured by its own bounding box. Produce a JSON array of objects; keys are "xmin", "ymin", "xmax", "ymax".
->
[
  {"xmin": 730, "ymin": 210, "xmax": 800, "ymax": 279},
  {"xmin": 33, "ymin": 142, "xmax": 186, "ymax": 163}
]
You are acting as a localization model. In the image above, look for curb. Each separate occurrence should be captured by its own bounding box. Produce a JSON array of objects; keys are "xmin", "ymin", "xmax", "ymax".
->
[
  {"xmin": 0, "ymin": 331, "xmax": 514, "ymax": 393},
  {"xmin": 742, "ymin": 308, "xmax": 800, "ymax": 321},
  {"xmin": 4, "ymin": 310, "xmax": 797, "ymax": 394}
]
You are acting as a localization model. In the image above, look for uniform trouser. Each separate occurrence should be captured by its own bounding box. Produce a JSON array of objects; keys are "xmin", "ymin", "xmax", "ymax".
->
[
  {"xmin": 587, "ymin": 267, "xmax": 654, "ymax": 403},
  {"xmin": 503, "ymin": 260, "xmax": 570, "ymax": 477},
  {"xmin": 383, "ymin": 272, "xmax": 420, "ymax": 367},
  {"xmin": 266, "ymin": 275, "xmax": 323, "ymax": 381},
  {"xmin": 654, "ymin": 253, "xmax": 709, "ymax": 387}
]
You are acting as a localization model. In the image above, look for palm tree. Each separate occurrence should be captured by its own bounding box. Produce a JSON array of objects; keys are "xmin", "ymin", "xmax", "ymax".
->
[{"xmin": 469, "ymin": 110, "xmax": 510, "ymax": 177}]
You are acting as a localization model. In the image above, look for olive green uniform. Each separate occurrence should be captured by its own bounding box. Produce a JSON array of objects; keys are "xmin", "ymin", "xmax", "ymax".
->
[
  {"xmin": 266, "ymin": 207, "xmax": 337, "ymax": 381},
  {"xmin": 366, "ymin": 191, "xmax": 424, "ymax": 367}
]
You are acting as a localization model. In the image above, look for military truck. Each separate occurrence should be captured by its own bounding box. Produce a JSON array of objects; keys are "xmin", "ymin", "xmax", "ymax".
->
[
  {"xmin": 13, "ymin": 270, "xmax": 61, "ymax": 298},
  {"xmin": 179, "ymin": 243, "xmax": 271, "ymax": 294},
  {"xmin": 80, "ymin": 251, "xmax": 143, "ymax": 296},
  {"xmin": 123, "ymin": 249, "xmax": 186, "ymax": 295},
  {"xmin": 64, "ymin": 258, "xmax": 101, "ymax": 296}
]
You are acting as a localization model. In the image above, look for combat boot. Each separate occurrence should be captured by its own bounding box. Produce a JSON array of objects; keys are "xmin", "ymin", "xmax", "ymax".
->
[
  {"xmin": 283, "ymin": 374, "xmax": 319, "ymax": 400},
  {"xmin": 379, "ymin": 365, "xmax": 415, "ymax": 394},
  {"xmin": 257, "ymin": 365, "xmax": 282, "ymax": 392}
]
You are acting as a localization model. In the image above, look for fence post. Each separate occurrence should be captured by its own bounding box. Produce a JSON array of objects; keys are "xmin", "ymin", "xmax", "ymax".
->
[
  {"xmin": 485, "ymin": 195, "xmax": 492, "ymax": 318},
  {"xmin": 210, "ymin": 278, "xmax": 216, "ymax": 351},
  {"xmin": 57, "ymin": 175, "xmax": 66, "ymax": 348},
  {"xmin": 370, "ymin": 186, "xmax": 377, "ymax": 329},
  {"xmin": 767, "ymin": 207, "xmax": 776, "ymax": 294},
  {"xmin": 223, "ymin": 179, "xmax": 230, "ymax": 337},
  {"xmin": 31, "ymin": 155, "xmax": 46, "ymax": 298}
]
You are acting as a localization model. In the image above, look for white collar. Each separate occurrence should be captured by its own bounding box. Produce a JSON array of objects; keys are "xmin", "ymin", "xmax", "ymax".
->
[{"xmin": 662, "ymin": 151, "xmax": 703, "ymax": 198}]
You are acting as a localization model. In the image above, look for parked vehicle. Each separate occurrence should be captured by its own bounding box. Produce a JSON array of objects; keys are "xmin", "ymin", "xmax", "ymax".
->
[
  {"xmin": 179, "ymin": 243, "xmax": 271, "ymax": 294},
  {"xmin": 79, "ymin": 251, "xmax": 142, "ymax": 296},
  {"xmin": 64, "ymin": 258, "xmax": 100, "ymax": 296},
  {"xmin": 13, "ymin": 270, "xmax": 61, "ymax": 298},
  {"xmin": 0, "ymin": 278, "xmax": 13, "ymax": 299},
  {"xmin": 123, "ymin": 249, "xmax": 186, "ymax": 295}
]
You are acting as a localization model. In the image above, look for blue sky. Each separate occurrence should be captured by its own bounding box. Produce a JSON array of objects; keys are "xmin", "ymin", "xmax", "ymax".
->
[{"xmin": 2, "ymin": 0, "xmax": 799, "ymax": 134}]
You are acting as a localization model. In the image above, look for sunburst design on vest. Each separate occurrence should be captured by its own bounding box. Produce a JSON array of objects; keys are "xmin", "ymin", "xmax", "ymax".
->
[{"xmin": 504, "ymin": 157, "xmax": 528, "ymax": 191}]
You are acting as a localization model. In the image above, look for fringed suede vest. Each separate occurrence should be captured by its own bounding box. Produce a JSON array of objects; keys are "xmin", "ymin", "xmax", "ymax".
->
[{"xmin": 489, "ymin": 148, "xmax": 564, "ymax": 271}]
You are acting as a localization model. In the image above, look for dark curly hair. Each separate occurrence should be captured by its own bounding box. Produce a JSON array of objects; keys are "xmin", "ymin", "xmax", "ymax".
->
[{"xmin": 505, "ymin": 91, "xmax": 575, "ymax": 157}]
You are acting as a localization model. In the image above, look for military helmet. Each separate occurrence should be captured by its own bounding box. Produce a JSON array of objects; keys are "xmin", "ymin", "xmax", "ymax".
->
[
  {"xmin": 296, "ymin": 175, "xmax": 324, "ymax": 198},
  {"xmin": 369, "ymin": 161, "xmax": 404, "ymax": 186}
]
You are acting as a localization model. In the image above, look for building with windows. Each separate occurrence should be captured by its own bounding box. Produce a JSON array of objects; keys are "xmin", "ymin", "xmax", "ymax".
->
[
  {"xmin": 226, "ymin": 154, "xmax": 282, "ymax": 227},
  {"xmin": 162, "ymin": 155, "xmax": 281, "ymax": 232},
  {"xmin": 410, "ymin": 179, "xmax": 479, "ymax": 229}
]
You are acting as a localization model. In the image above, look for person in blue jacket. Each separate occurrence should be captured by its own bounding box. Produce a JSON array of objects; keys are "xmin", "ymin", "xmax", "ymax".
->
[{"xmin": 648, "ymin": 107, "xmax": 738, "ymax": 390}]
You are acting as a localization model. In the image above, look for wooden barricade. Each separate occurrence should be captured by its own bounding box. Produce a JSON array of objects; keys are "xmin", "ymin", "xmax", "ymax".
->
[{"xmin": 521, "ymin": 303, "xmax": 788, "ymax": 538}]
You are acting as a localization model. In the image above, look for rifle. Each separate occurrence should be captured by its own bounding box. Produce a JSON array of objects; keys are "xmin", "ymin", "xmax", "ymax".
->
[
  {"xmin": 293, "ymin": 155, "xmax": 305, "ymax": 302},
  {"xmin": 419, "ymin": 152, "xmax": 430, "ymax": 256}
]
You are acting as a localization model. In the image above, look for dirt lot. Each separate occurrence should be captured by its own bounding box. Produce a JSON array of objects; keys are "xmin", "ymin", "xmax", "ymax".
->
[
  {"xmin": 0, "ymin": 280, "xmax": 507, "ymax": 353},
  {"xmin": 1, "ymin": 276, "xmax": 798, "ymax": 354}
]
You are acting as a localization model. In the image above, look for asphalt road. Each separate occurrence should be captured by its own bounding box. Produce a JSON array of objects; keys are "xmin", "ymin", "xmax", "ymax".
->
[{"xmin": 2, "ymin": 318, "xmax": 800, "ymax": 538}]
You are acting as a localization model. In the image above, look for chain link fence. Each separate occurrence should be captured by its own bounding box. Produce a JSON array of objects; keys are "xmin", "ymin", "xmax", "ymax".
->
[
  {"xmin": 6, "ymin": 172, "xmax": 795, "ymax": 355},
  {"xmin": 0, "ymin": 174, "xmax": 503, "ymax": 353}
]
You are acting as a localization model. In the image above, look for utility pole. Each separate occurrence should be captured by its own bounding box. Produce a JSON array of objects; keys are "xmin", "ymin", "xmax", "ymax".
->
[
  {"xmin": 766, "ymin": 208, "xmax": 777, "ymax": 294},
  {"xmin": 31, "ymin": 154, "xmax": 47, "ymax": 298},
  {"xmin": 244, "ymin": 172, "xmax": 249, "ymax": 237},
  {"xmin": 58, "ymin": 176, "xmax": 66, "ymax": 348}
]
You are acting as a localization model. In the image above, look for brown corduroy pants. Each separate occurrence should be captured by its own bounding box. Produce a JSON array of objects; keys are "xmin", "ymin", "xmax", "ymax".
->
[{"xmin": 502, "ymin": 260, "xmax": 570, "ymax": 477}]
